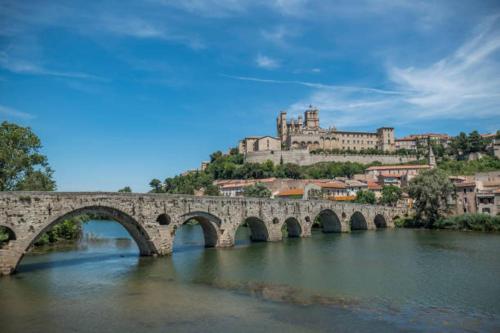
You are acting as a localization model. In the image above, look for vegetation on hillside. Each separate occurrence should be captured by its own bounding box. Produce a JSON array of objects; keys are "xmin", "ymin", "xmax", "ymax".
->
[
  {"xmin": 437, "ymin": 156, "xmax": 500, "ymax": 175},
  {"xmin": 243, "ymin": 183, "xmax": 272, "ymax": 198},
  {"xmin": 148, "ymin": 148, "xmax": 383, "ymax": 194},
  {"xmin": 354, "ymin": 190, "xmax": 376, "ymax": 204}
]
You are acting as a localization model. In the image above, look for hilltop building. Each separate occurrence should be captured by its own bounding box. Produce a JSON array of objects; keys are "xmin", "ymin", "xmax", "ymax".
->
[{"xmin": 239, "ymin": 106, "xmax": 395, "ymax": 154}]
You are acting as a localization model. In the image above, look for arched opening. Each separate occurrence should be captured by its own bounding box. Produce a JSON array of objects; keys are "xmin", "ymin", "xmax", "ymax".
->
[
  {"xmin": 272, "ymin": 217, "xmax": 280, "ymax": 225},
  {"xmin": 314, "ymin": 209, "xmax": 342, "ymax": 233},
  {"xmin": 0, "ymin": 225, "xmax": 16, "ymax": 248},
  {"xmin": 350, "ymin": 211, "xmax": 368, "ymax": 231},
  {"xmin": 14, "ymin": 206, "xmax": 155, "ymax": 274},
  {"xmin": 174, "ymin": 212, "xmax": 221, "ymax": 250},
  {"xmin": 156, "ymin": 213, "xmax": 171, "ymax": 226},
  {"xmin": 236, "ymin": 217, "xmax": 269, "ymax": 243},
  {"xmin": 282, "ymin": 217, "xmax": 302, "ymax": 238},
  {"xmin": 374, "ymin": 214, "xmax": 387, "ymax": 228}
]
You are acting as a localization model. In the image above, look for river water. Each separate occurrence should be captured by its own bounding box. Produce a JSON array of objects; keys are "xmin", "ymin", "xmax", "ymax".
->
[{"xmin": 1, "ymin": 220, "xmax": 499, "ymax": 332}]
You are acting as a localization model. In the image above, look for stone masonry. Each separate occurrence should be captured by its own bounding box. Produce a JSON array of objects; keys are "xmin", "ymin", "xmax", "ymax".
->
[{"xmin": 0, "ymin": 192, "xmax": 408, "ymax": 275}]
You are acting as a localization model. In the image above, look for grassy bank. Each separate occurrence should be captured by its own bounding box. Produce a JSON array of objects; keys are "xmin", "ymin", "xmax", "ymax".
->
[{"xmin": 395, "ymin": 213, "xmax": 500, "ymax": 232}]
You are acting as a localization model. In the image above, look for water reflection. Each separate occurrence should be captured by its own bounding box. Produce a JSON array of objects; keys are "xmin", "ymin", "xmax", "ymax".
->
[{"xmin": 1, "ymin": 220, "xmax": 499, "ymax": 333}]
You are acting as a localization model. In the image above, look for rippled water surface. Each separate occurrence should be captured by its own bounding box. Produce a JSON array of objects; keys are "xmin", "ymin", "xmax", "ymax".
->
[{"xmin": 1, "ymin": 220, "xmax": 499, "ymax": 332}]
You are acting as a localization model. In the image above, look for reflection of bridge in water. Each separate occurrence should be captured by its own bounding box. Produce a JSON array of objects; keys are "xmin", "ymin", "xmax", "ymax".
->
[{"xmin": 0, "ymin": 192, "xmax": 408, "ymax": 275}]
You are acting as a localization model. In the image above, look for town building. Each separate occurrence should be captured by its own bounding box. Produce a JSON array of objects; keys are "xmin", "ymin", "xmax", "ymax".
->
[
  {"xmin": 238, "ymin": 106, "xmax": 396, "ymax": 154},
  {"xmin": 395, "ymin": 133, "xmax": 451, "ymax": 151},
  {"xmin": 238, "ymin": 136, "xmax": 281, "ymax": 154},
  {"xmin": 365, "ymin": 165, "xmax": 431, "ymax": 182}
]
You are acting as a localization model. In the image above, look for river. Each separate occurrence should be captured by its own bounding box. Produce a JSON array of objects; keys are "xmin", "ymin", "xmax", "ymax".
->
[{"xmin": 1, "ymin": 220, "xmax": 499, "ymax": 332}]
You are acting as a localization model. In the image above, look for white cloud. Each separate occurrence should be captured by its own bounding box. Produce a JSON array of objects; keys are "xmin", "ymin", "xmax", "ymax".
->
[
  {"xmin": 0, "ymin": 51, "xmax": 106, "ymax": 80},
  {"xmin": 0, "ymin": 105, "xmax": 35, "ymax": 120},
  {"xmin": 387, "ymin": 14, "xmax": 500, "ymax": 118},
  {"xmin": 232, "ymin": 16, "xmax": 500, "ymax": 128},
  {"xmin": 255, "ymin": 54, "xmax": 280, "ymax": 69}
]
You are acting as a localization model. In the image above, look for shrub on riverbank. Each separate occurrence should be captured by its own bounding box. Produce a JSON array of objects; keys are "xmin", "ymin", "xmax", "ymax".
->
[
  {"xmin": 34, "ymin": 219, "xmax": 83, "ymax": 246},
  {"xmin": 434, "ymin": 214, "xmax": 500, "ymax": 232},
  {"xmin": 394, "ymin": 214, "xmax": 500, "ymax": 232}
]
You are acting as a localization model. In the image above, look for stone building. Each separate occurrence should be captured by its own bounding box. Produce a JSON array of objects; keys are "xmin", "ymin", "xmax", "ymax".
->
[
  {"xmin": 395, "ymin": 133, "xmax": 451, "ymax": 151},
  {"xmin": 238, "ymin": 136, "xmax": 281, "ymax": 154},
  {"xmin": 276, "ymin": 106, "xmax": 395, "ymax": 152},
  {"xmin": 365, "ymin": 165, "xmax": 431, "ymax": 182},
  {"xmin": 238, "ymin": 106, "xmax": 395, "ymax": 154}
]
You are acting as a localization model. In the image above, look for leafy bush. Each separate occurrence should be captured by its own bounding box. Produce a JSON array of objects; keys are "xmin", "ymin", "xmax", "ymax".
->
[
  {"xmin": 438, "ymin": 156, "xmax": 500, "ymax": 175},
  {"xmin": 243, "ymin": 183, "xmax": 272, "ymax": 198},
  {"xmin": 354, "ymin": 190, "xmax": 376, "ymax": 204},
  {"xmin": 34, "ymin": 219, "xmax": 82, "ymax": 246},
  {"xmin": 434, "ymin": 214, "xmax": 500, "ymax": 232},
  {"xmin": 393, "ymin": 216, "xmax": 420, "ymax": 228}
]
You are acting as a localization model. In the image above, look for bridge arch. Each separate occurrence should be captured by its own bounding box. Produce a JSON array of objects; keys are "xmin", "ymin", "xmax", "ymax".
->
[
  {"xmin": 350, "ymin": 211, "xmax": 368, "ymax": 231},
  {"xmin": 240, "ymin": 216, "xmax": 269, "ymax": 242},
  {"xmin": 9, "ymin": 205, "xmax": 158, "ymax": 275},
  {"xmin": 315, "ymin": 209, "xmax": 342, "ymax": 233},
  {"xmin": 282, "ymin": 217, "xmax": 302, "ymax": 238},
  {"xmin": 374, "ymin": 214, "xmax": 387, "ymax": 228},
  {"xmin": 177, "ymin": 211, "xmax": 221, "ymax": 247}
]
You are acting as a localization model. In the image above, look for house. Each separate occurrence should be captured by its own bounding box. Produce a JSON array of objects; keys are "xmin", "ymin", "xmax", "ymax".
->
[{"xmin": 365, "ymin": 164, "xmax": 431, "ymax": 184}]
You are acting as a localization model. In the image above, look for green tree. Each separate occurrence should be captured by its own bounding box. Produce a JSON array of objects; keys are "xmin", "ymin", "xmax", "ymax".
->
[
  {"xmin": 468, "ymin": 130, "xmax": 485, "ymax": 153},
  {"xmin": 149, "ymin": 179, "xmax": 163, "ymax": 193},
  {"xmin": 210, "ymin": 150, "xmax": 223, "ymax": 162},
  {"xmin": 0, "ymin": 121, "xmax": 56, "ymax": 191},
  {"xmin": 243, "ymin": 183, "xmax": 272, "ymax": 198},
  {"xmin": 448, "ymin": 132, "xmax": 470, "ymax": 157},
  {"xmin": 379, "ymin": 185, "xmax": 402, "ymax": 206},
  {"xmin": 408, "ymin": 169, "xmax": 455, "ymax": 227},
  {"xmin": 204, "ymin": 184, "xmax": 220, "ymax": 196},
  {"xmin": 276, "ymin": 163, "xmax": 302, "ymax": 179},
  {"xmin": 118, "ymin": 186, "xmax": 132, "ymax": 193},
  {"xmin": 354, "ymin": 190, "xmax": 376, "ymax": 204}
]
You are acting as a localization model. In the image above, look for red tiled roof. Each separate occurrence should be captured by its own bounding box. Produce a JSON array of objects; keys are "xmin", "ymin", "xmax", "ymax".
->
[
  {"xmin": 277, "ymin": 188, "xmax": 304, "ymax": 196},
  {"xmin": 379, "ymin": 173, "xmax": 402, "ymax": 178},
  {"xmin": 367, "ymin": 181, "xmax": 382, "ymax": 190},
  {"xmin": 366, "ymin": 165, "xmax": 430, "ymax": 171},
  {"xmin": 455, "ymin": 182, "xmax": 476, "ymax": 188},
  {"xmin": 314, "ymin": 181, "xmax": 346, "ymax": 189}
]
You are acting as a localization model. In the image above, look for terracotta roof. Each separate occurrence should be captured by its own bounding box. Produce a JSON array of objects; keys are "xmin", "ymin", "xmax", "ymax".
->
[
  {"xmin": 314, "ymin": 181, "xmax": 346, "ymax": 189},
  {"xmin": 367, "ymin": 181, "xmax": 382, "ymax": 190},
  {"xmin": 332, "ymin": 195, "xmax": 356, "ymax": 201},
  {"xmin": 482, "ymin": 180, "xmax": 500, "ymax": 187},
  {"xmin": 217, "ymin": 178, "xmax": 276, "ymax": 189},
  {"xmin": 277, "ymin": 188, "xmax": 304, "ymax": 196},
  {"xmin": 379, "ymin": 173, "xmax": 402, "ymax": 178},
  {"xmin": 344, "ymin": 180, "xmax": 368, "ymax": 187},
  {"xmin": 455, "ymin": 182, "xmax": 476, "ymax": 188},
  {"xmin": 366, "ymin": 165, "xmax": 430, "ymax": 171}
]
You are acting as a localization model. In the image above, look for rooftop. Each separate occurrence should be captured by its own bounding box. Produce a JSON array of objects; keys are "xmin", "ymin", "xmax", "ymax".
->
[
  {"xmin": 366, "ymin": 165, "xmax": 430, "ymax": 171},
  {"xmin": 276, "ymin": 188, "xmax": 304, "ymax": 197}
]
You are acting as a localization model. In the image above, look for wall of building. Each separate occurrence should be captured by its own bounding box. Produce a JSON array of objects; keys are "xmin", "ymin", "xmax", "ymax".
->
[{"xmin": 245, "ymin": 149, "xmax": 419, "ymax": 166}]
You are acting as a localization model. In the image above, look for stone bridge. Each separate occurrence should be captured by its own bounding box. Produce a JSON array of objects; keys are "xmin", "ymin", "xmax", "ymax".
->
[{"xmin": 0, "ymin": 192, "xmax": 409, "ymax": 275}]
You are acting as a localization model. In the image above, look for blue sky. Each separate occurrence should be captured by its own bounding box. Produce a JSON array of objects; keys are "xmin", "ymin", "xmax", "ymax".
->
[{"xmin": 1, "ymin": 0, "xmax": 500, "ymax": 192}]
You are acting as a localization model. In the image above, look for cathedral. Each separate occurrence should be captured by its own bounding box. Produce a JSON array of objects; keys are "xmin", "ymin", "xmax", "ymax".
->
[{"xmin": 239, "ymin": 106, "xmax": 395, "ymax": 154}]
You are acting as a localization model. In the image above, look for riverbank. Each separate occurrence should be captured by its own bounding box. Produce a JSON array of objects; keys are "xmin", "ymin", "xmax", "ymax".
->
[{"xmin": 395, "ymin": 213, "xmax": 500, "ymax": 232}]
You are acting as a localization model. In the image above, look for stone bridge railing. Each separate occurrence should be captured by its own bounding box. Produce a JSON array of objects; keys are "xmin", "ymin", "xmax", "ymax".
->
[{"xmin": 0, "ymin": 192, "xmax": 409, "ymax": 275}]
